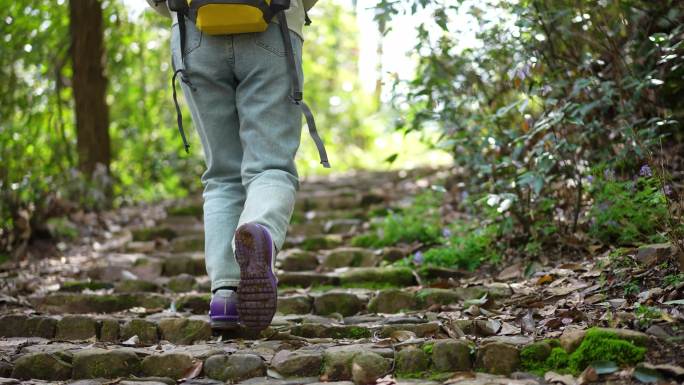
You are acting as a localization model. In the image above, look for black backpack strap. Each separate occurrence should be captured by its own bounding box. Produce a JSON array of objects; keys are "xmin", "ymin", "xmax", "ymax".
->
[
  {"xmin": 171, "ymin": 10, "xmax": 195, "ymax": 153},
  {"xmin": 276, "ymin": 12, "xmax": 330, "ymax": 168}
]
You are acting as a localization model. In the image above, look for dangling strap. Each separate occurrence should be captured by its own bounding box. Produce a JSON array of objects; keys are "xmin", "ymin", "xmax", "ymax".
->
[
  {"xmin": 171, "ymin": 11, "xmax": 195, "ymax": 153},
  {"xmin": 276, "ymin": 12, "xmax": 330, "ymax": 168}
]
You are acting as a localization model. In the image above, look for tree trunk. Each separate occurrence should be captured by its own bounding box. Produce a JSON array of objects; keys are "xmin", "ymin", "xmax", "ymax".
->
[{"xmin": 69, "ymin": 0, "xmax": 110, "ymax": 177}]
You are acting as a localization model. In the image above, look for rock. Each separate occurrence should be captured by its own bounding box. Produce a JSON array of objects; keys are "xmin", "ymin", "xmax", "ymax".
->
[
  {"xmin": 30, "ymin": 293, "xmax": 170, "ymax": 313},
  {"xmin": 72, "ymin": 348, "xmax": 141, "ymax": 379},
  {"xmin": 339, "ymin": 267, "xmax": 416, "ymax": 287},
  {"xmin": 170, "ymin": 234, "xmax": 204, "ymax": 252},
  {"xmin": 0, "ymin": 315, "xmax": 56, "ymax": 338},
  {"xmin": 121, "ymin": 319, "xmax": 159, "ymax": 345},
  {"xmin": 132, "ymin": 226, "xmax": 177, "ymax": 241},
  {"xmin": 431, "ymin": 339, "xmax": 471, "ymax": 371},
  {"xmin": 351, "ymin": 352, "xmax": 390, "ymax": 385},
  {"xmin": 99, "ymin": 318, "xmax": 120, "ymax": 342},
  {"xmin": 11, "ymin": 352, "xmax": 72, "ymax": 380},
  {"xmin": 278, "ymin": 272, "xmax": 338, "ymax": 287},
  {"xmin": 417, "ymin": 266, "xmax": 470, "ymax": 282},
  {"xmin": 204, "ymin": 354, "xmax": 266, "ymax": 381},
  {"xmin": 313, "ymin": 291, "xmax": 364, "ymax": 316},
  {"xmin": 300, "ymin": 234, "xmax": 343, "ymax": 251},
  {"xmin": 416, "ymin": 288, "xmax": 461, "ymax": 307},
  {"xmin": 395, "ymin": 347, "xmax": 430, "ymax": 374},
  {"xmin": 560, "ymin": 327, "xmax": 650, "ymax": 352},
  {"xmin": 323, "ymin": 347, "xmax": 360, "ymax": 381},
  {"xmin": 162, "ymin": 255, "xmax": 206, "ymax": 276},
  {"xmin": 0, "ymin": 361, "xmax": 13, "ymax": 377},
  {"xmin": 368, "ymin": 289, "xmax": 417, "ymax": 314},
  {"xmin": 141, "ymin": 353, "xmax": 196, "ymax": 379},
  {"xmin": 481, "ymin": 336, "xmax": 533, "ymax": 347},
  {"xmin": 289, "ymin": 324, "xmax": 371, "ymax": 339},
  {"xmin": 277, "ymin": 295, "xmax": 313, "ymax": 315},
  {"xmin": 167, "ymin": 274, "xmax": 197, "ymax": 293},
  {"xmin": 271, "ymin": 350, "xmax": 323, "ymax": 377},
  {"xmin": 382, "ymin": 247, "xmax": 407, "ymax": 263},
  {"xmin": 131, "ymin": 257, "xmax": 165, "ymax": 280},
  {"xmin": 56, "ymin": 315, "xmax": 97, "ymax": 340},
  {"xmin": 324, "ymin": 219, "xmax": 362, "ymax": 234},
  {"xmin": 60, "ymin": 280, "xmax": 114, "ymax": 292},
  {"xmin": 158, "ymin": 317, "xmax": 211, "ymax": 344},
  {"xmin": 278, "ymin": 249, "xmax": 319, "ymax": 271},
  {"xmin": 636, "ymin": 243, "xmax": 673, "ymax": 265},
  {"xmin": 475, "ymin": 342, "xmax": 519, "ymax": 375},
  {"xmin": 115, "ymin": 280, "xmax": 161, "ymax": 293},
  {"xmin": 176, "ymin": 294, "xmax": 211, "ymax": 314},
  {"xmin": 321, "ymin": 248, "xmax": 379, "ymax": 269},
  {"xmin": 379, "ymin": 322, "xmax": 440, "ymax": 338}
]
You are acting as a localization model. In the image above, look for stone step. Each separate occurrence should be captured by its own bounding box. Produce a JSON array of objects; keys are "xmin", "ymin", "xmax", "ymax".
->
[
  {"xmin": 27, "ymin": 282, "xmax": 511, "ymax": 317},
  {"xmin": 2, "ymin": 327, "xmax": 653, "ymax": 382}
]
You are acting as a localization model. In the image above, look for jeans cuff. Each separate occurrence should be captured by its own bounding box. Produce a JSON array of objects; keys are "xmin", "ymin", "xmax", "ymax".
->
[{"xmin": 212, "ymin": 279, "xmax": 240, "ymax": 292}]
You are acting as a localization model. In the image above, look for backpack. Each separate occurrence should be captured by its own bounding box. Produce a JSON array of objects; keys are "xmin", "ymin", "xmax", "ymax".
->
[{"xmin": 165, "ymin": 0, "xmax": 330, "ymax": 168}]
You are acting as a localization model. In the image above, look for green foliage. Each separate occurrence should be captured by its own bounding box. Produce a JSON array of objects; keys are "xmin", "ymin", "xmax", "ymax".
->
[
  {"xmin": 664, "ymin": 273, "xmax": 684, "ymax": 286},
  {"xmin": 374, "ymin": 0, "xmax": 683, "ymax": 248},
  {"xmin": 567, "ymin": 329, "xmax": 647, "ymax": 374},
  {"xmin": 635, "ymin": 304, "xmax": 663, "ymax": 327},
  {"xmin": 351, "ymin": 191, "xmax": 443, "ymax": 248},
  {"xmin": 420, "ymin": 224, "xmax": 500, "ymax": 271},
  {"xmin": 589, "ymin": 174, "xmax": 669, "ymax": 245}
]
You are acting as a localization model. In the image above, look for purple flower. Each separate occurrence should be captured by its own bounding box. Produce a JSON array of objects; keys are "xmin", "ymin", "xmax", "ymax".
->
[
  {"xmin": 442, "ymin": 228, "xmax": 452, "ymax": 238},
  {"xmin": 412, "ymin": 251, "xmax": 424, "ymax": 265},
  {"xmin": 587, "ymin": 175, "xmax": 594, "ymax": 184},
  {"xmin": 639, "ymin": 164, "xmax": 653, "ymax": 178}
]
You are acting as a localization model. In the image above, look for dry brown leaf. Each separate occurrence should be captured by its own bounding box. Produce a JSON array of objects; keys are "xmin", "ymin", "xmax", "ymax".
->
[
  {"xmin": 183, "ymin": 360, "xmax": 203, "ymax": 379},
  {"xmin": 545, "ymin": 371, "xmax": 577, "ymax": 385},
  {"xmin": 537, "ymin": 274, "xmax": 554, "ymax": 285}
]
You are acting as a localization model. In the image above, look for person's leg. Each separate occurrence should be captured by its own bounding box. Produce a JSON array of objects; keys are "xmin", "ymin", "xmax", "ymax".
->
[
  {"xmin": 172, "ymin": 17, "xmax": 244, "ymax": 294},
  {"xmin": 233, "ymin": 23, "xmax": 304, "ymax": 250},
  {"xmin": 229, "ymin": 24, "xmax": 304, "ymax": 329}
]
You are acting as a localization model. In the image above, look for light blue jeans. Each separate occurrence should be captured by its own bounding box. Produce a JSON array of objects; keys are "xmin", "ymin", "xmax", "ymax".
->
[{"xmin": 171, "ymin": 16, "xmax": 303, "ymax": 291}]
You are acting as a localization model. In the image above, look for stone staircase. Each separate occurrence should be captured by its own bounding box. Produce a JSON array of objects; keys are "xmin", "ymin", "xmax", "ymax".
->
[{"xmin": 0, "ymin": 168, "xmax": 658, "ymax": 384}]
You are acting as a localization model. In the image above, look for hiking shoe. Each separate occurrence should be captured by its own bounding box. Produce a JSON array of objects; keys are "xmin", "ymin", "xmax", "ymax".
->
[
  {"xmin": 209, "ymin": 289, "xmax": 239, "ymax": 330},
  {"xmin": 234, "ymin": 222, "xmax": 278, "ymax": 330}
]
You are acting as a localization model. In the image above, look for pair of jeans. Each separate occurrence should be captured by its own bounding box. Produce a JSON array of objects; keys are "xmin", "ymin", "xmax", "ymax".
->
[{"xmin": 171, "ymin": 16, "xmax": 303, "ymax": 291}]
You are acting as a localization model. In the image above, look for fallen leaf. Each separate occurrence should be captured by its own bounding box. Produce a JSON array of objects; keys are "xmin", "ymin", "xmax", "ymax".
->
[
  {"xmin": 521, "ymin": 310, "xmax": 535, "ymax": 334},
  {"xmin": 633, "ymin": 366, "xmax": 664, "ymax": 383},
  {"xmin": 537, "ymin": 274, "xmax": 554, "ymax": 285},
  {"xmin": 122, "ymin": 335, "xmax": 139, "ymax": 346},
  {"xmin": 183, "ymin": 360, "xmax": 203, "ymax": 379},
  {"xmin": 390, "ymin": 330, "xmax": 416, "ymax": 342},
  {"xmin": 497, "ymin": 263, "xmax": 522, "ymax": 280}
]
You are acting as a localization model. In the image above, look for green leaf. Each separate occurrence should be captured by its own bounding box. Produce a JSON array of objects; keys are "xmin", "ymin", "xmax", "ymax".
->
[
  {"xmin": 385, "ymin": 153, "xmax": 399, "ymax": 164},
  {"xmin": 633, "ymin": 367, "xmax": 663, "ymax": 383}
]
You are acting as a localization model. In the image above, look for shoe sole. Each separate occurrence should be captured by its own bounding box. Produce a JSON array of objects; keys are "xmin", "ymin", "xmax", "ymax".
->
[
  {"xmin": 210, "ymin": 319, "xmax": 239, "ymax": 330},
  {"xmin": 234, "ymin": 223, "xmax": 277, "ymax": 331}
]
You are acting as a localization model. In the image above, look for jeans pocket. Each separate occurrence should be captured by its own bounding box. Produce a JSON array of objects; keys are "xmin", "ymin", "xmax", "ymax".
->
[
  {"xmin": 171, "ymin": 18, "xmax": 203, "ymax": 63},
  {"xmin": 254, "ymin": 23, "xmax": 301, "ymax": 57}
]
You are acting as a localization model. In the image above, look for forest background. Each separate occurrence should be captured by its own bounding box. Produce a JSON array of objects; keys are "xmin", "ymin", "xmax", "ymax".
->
[{"xmin": 1, "ymin": 0, "xmax": 683, "ymax": 266}]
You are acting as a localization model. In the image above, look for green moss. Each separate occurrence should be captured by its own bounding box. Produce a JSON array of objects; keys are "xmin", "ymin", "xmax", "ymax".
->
[
  {"xmin": 521, "ymin": 330, "xmax": 647, "ymax": 376},
  {"xmin": 567, "ymin": 329, "xmax": 646, "ymax": 373},
  {"xmin": 340, "ymin": 326, "xmax": 371, "ymax": 339},
  {"xmin": 396, "ymin": 371, "xmax": 452, "ymax": 381},
  {"xmin": 132, "ymin": 226, "xmax": 177, "ymax": 242},
  {"xmin": 422, "ymin": 343, "xmax": 434, "ymax": 355},
  {"xmin": 167, "ymin": 204, "xmax": 202, "ymax": 217},
  {"xmin": 60, "ymin": 280, "xmax": 113, "ymax": 292}
]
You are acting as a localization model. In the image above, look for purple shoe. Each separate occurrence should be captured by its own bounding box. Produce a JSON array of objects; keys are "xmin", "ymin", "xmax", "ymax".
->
[
  {"xmin": 209, "ymin": 289, "xmax": 240, "ymax": 330},
  {"xmin": 234, "ymin": 223, "xmax": 278, "ymax": 331}
]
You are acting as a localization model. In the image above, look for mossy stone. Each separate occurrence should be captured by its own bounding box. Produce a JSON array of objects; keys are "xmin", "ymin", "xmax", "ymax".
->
[
  {"xmin": 176, "ymin": 293, "xmax": 211, "ymax": 314},
  {"xmin": 121, "ymin": 319, "xmax": 159, "ymax": 345},
  {"xmin": 323, "ymin": 348, "xmax": 360, "ymax": 380},
  {"xmin": 475, "ymin": 342, "xmax": 519, "ymax": 375},
  {"xmin": 11, "ymin": 353, "xmax": 72, "ymax": 380},
  {"xmin": 351, "ymin": 352, "xmax": 390, "ymax": 385},
  {"xmin": 99, "ymin": 318, "xmax": 120, "ymax": 342},
  {"xmin": 278, "ymin": 249, "xmax": 320, "ymax": 271},
  {"xmin": 141, "ymin": 353, "xmax": 195, "ymax": 379},
  {"xmin": 368, "ymin": 289, "xmax": 417, "ymax": 313},
  {"xmin": 339, "ymin": 267, "xmax": 416, "ymax": 287},
  {"xmin": 132, "ymin": 226, "xmax": 177, "ymax": 242},
  {"xmin": 567, "ymin": 328, "xmax": 647, "ymax": 373},
  {"xmin": 321, "ymin": 247, "xmax": 379, "ymax": 269},
  {"xmin": 204, "ymin": 354, "xmax": 266, "ymax": 381},
  {"xmin": 395, "ymin": 347, "xmax": 430, "ymax": 374},
  {"xmin": 26, "ymin": 316, "xmax": 57, "ymax": 338},
  {"xmin": 72, "ymin": 348, "xmax": 141, "ymax": 379},
  {"xmin": 60, "ymin": 280, "xmax": 113, "ymax": 292},
  {"xmin": 158, "ymin": 317, "xmax": 211, "ymax": 344},
  {"xmin": 277, "ymin": 295, "xmax": 313, "ymax": 314},
  {"xmin": 167, "ymin": 274, "xmax": 197, "ymax": 293},
  {"xmin": 56, "ymin": 315, "xmax": 98, "ymax": 340},
  {"xmin": 162, "ymin": 255, "xmax": 206, "ymax": 276},
  {"xmin": 300, "ymin": 234, "xmax": 343, "ymax": 251},
  {"xmin": 114, "ymin": 280, "xmax": 161, "ymax": 293},
  {"xmin": 167, "ymin": 203, "xmax": 203, "ymax": 217},
  {"xmin": 169, "ymin": 235, "xmax": 204, "ymax": 253},
  {"xmin": 431, "ymin": 339, "xmax": 471, "ymax": 371},
  {"xmin": 415, "ymin": 288, "xmax": 461, "ymax": 307},
  {"xmin": 313, "ymin": 291, "xmax": 364, "ymax": 316},
  {"xmin": 31, "ymin": 293, "xmax": 170, "ymax": 313},
  {"xmin": 271, "ymin": 350, "xmax": 323, "ymax": 377}
]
